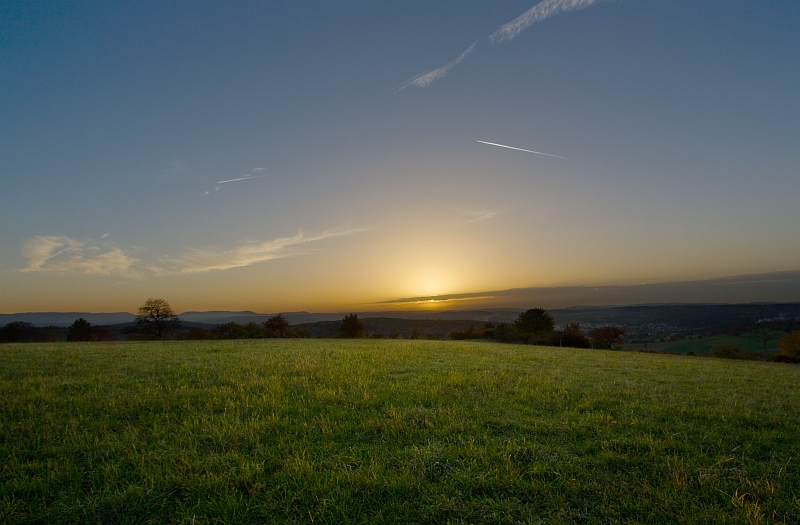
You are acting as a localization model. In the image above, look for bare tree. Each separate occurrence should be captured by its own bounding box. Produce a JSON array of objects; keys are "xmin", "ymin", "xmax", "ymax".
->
[
  {"xmin": 136, "ymin": 298, "xmax": 181, "ymax": 340},
  {"xmin": 753, "ymin": 324, "xmax": 776, "ymax": 356}
]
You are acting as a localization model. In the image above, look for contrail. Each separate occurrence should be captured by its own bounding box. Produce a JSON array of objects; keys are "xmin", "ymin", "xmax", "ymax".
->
[
  {"xmin": 491, "ymin": 0, "xmax": 603, "ymax": 43},
  {"xmin": 394, "ymin": 42, "xmax": 477, "ymax": 91},
  {"xmin": 394, "ymin": 0, "xmax": 607, "ymax": 91},
  {"xmin": 477, "ymin": 140, "xmax": 566, "ymax": 159},
  {"xmin": 216, "ymin": 174, "xmax": 268, "ymax": 184}
]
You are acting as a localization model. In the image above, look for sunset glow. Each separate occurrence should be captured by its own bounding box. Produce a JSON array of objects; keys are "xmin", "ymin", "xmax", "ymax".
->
[{"xmin": 1, "ymin": 1, "xmax": 798, "ymax": 314}]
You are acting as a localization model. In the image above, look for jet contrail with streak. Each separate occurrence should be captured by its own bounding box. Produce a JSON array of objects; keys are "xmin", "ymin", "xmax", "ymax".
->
[
  {"xmin": 477, "ymin": 140, "xmax": 566, "ymax": 159},
  {"xmin": 216, "ymin": 174, "xmax": 268, "ymax": 184}
]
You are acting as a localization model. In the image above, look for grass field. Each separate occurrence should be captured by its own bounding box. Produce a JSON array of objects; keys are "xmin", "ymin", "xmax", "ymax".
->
[
  {"xmin": 1, "ymin": 340, "xmax": 798, "ymax": 524},
  {"xmin": 645, "ymin": 334, "xmax": 780, "ymax": 356}
]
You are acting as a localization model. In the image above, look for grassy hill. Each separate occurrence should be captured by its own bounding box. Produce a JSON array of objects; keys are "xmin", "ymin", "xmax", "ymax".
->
[
  {"xmin": 1, "ymin": 340, "xmax": 798, "ymax": 523},
  {"xmin": 630, "ymin": 334, "xmax": 781, "ymax": 356}
]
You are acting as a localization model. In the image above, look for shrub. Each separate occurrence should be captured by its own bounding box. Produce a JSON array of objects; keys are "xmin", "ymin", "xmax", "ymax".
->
[
  {"xmin": 287, "ymin": 327, "xmax": 313, "ymax": 338},
  {"xmin": 0, "ymin": 322, "xmax": 34, "ymax": 343},
  {"xmin": 712, "ymin": 345, "xmax": 760, "ymax": 361},
  {"xmin": 67, "ymin": 318, "xmax": 114, "ymax": 342},
  {"xmin": 449, "ymin": 330, "xmax": 468, "ymax": 340},
  {"xmin": 215, "ymin": 322, "xmax": 247, "ymax": 339},
  {"xmin": 493, "ymin": 323, "xmax": 516, "ymax": 343},
  {"xmin": 589, "ymin": 326, "xmax": 627, "ymax": 350},
  {"xmin": 778, "ymin": 331, "xmax": 800, "ymax": 359},
  {"xmin": 185, "ymin": 328, "xmax": 216, "ymax": 340},
  {"xmin": 552, "ymin": 323, "xmax": 590, "ymax": 348}
]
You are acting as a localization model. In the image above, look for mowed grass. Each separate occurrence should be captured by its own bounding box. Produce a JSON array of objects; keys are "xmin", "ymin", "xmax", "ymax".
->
[{"xmin": 1, "ymin": 340, "xmax": 798, "ymax": 524}]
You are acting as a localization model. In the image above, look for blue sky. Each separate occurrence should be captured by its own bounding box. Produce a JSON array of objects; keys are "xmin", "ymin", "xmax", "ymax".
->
[{"xmin": 1, "ymin": 0, "xmax": 798, "ymax": 313}]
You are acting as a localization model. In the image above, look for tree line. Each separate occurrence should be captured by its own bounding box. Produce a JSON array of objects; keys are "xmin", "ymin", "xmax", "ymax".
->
[{"xmin": 2, "ymin": 299, "xmax": 799, "ymax": 361}]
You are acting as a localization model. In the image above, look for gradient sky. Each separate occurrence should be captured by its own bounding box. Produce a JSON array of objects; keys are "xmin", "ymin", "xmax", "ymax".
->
[{"xmin": 2, "ymin": 0, "xmax": 799, "ymax": 314}]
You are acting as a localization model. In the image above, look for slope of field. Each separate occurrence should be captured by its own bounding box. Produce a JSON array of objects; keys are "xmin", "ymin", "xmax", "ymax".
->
[
  {"xmin": 650, "ymin": 334, "xmax": 780, "ymax": 356},
  {"xmin": 1, "ymin": 340, "xmax": 798, "ymax": 524}
]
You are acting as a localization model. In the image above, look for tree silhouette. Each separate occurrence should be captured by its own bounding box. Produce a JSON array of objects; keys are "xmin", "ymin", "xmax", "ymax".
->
[
  {"xmin": 67, "ymin": 318, "xmax": 93, "ymax": 342},
  {"xmin": 136, "ymin": 298, "xmax": 181, "ymax": 340},
  {"xmin": 589, "ymin": 326, "xmax": 627, "ymax": 349},
  {"xmin": 753, "ymin": 324, "xmax": 776, "ymax": 355},
  {"xmin": 338, "ymin": 314, "xmax": 365, "ymax": 338},
  {"xmin": 0, "ymin": 322, "xmax": 34, "ymax": 343},
  {"xmin": 264, "ymin": 314, "xmax": 290, "ymax": 338},
  {"xmin": 513, "ymin": 308, "xmax": 555, "ymax": 343}
]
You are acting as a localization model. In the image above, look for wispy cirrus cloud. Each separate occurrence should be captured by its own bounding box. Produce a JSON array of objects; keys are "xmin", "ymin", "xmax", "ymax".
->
[
  {"xmin": 394, "ymin": 42, "xmax": 477, "ymax": 91},
  {"xmin": 21, "ymin": 227, "xmax": 369, "ymax": 278},
  {"xmin": 20, "ymin": 236, "xmax": 141, "ymax": 278},
  {"xmin": 172, "ymin": 227, "xmax": 370, "ymax": 274},
  {"xmin": 397, "ymin": 0, "xmax": 608, "ymax": 90},
  {"xmin": 464, "ymin": 210, "xmax": 499, "ymax": 224},
  {"xmin": 490, "ymin": 0, "xmax": 603, "ymax": 43}
]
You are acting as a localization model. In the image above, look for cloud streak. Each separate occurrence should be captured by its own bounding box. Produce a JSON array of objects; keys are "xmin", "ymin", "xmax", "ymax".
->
[
  {"xmin": 173, "ymin": 227, "xmax": 369, "ymax": 274},
  {"xmin": 20, "ymin": 236, "xmax": 141, "ymax": 278},
  {"xmin": 397, "ymin": 0, "xmax": 606, "ymax": 89},
  {"xmin": 394, "ymin": 42, "xmax": 477, "ymax": 91},
  {"xmin": 216, "ymin": 174, "xmax": 268, "ymax": 184},
  {"xmin": 376, "ymin": 271, "xmax": 800, "ymax": 308},
  {"xmin": 464, "ymin": 210, "xmax": 499, "ymax": 224},
  {"xmin": 21, "ymin": 227, "xmax": 369, "ymax": 278},
  {"xmin": 491, "ymin": 0, "xmax": 602, "ymax": 43},
  {"xmin": 202, "ymin": 167, "xmax": 268, "ymax": 196},
  {"xmin": 477, "ymin": 140, "xmax": 566, "ymax": 159}
]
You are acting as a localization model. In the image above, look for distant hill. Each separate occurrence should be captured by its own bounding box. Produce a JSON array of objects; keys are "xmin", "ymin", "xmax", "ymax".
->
[
  {"xmin": 0, "ymin": 312, "xmax": 136, "ymax": 327},
  {"xmin": 3, "ymin": 304, "xmax": 798, "ymax": 333}
]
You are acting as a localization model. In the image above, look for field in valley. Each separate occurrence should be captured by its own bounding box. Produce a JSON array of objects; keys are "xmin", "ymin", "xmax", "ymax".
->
[{"xmin": 1, "ymin": 340, "xmax": 798, "ymax": 524}]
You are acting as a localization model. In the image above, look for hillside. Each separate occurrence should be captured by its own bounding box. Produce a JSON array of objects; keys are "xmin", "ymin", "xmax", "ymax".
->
[{"xmin": 1, "ymin": 340, "xmax": 797, "ymax": 523}]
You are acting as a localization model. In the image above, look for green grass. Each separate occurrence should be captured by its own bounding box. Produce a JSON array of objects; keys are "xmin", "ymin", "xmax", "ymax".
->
[
  {"xmin": 655, "ymin": 334, "xmax": 779, "ymax": 356},
  {"xmin": 1, "ymin": 340, "xmax": 798, "ymax": 524}
]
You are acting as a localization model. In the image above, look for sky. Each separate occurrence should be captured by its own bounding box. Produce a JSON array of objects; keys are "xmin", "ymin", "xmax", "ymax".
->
[{"xmin": 1, "ymin": 0, "xmax": 799, "ymax": 314}]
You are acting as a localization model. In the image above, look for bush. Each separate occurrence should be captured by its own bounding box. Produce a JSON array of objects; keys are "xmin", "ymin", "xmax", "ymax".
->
[
  {"xmin": 185, "ymin": 328, "xmax": 216, "ymax": 340},
  {"xmin": 589, "ymin": 326, "xmax": 627, "ymax": 350},
  {"xmin": 215, "ymin": 322, "xmax": 247, "ymax": 339},
  {"xmin": 712, "ymin": 345, "xmax": 761, "ymax": 361},
  {"xmin": 67, "ymin": 318, "xmax": 114, "ymax": 342},
  {"xmin": 552, "ymin": 323, "xmax": 590, "ymax": 348},
  {"xmin": 778, "ymin": 331, "xmax": 800, "ymax": 359},
  {"xmin": 492, "ymin": 323, "xmax": 516, "ymax": 343},
  {"xmin": 449, "ymin": 330, "xmax": 468, "ymax": 340},
  {"xmin": 0, "ymin": 322, "xmax": 35, "ymax": 343},
  {"xmin": 287, "ymin": 327, "xmax": 313, "ymax": 338}
]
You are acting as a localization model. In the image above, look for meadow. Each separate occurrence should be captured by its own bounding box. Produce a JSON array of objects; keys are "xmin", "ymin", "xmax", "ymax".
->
[
  {"xmin": 1, "ymin": 340, "xmax": 798, "ymax": 524},
  {"xmin": 646, "ymin": 334, "xmax": 779, "ymax": 356}
]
